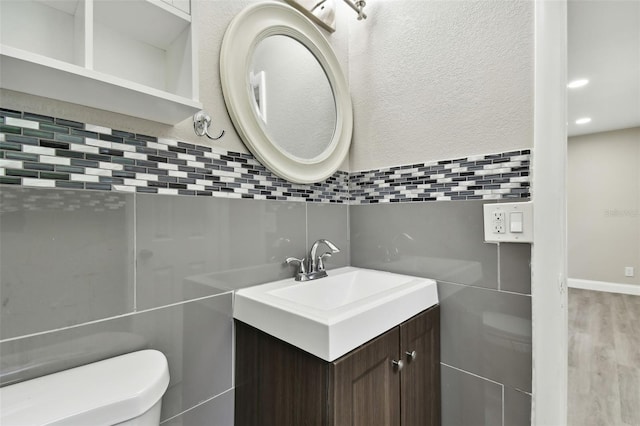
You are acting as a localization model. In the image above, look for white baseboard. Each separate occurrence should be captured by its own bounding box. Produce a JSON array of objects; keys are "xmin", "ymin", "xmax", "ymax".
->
[{"xmin": 568, "ymin": 278, "xmax": 640, "ymax": 296}]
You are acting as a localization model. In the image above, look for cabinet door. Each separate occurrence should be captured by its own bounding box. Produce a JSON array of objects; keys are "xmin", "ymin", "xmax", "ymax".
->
[
  {"xmin": 235, "ymin": 320, "xmax": 329, "ymax": 426},
  {"xmin": 400, "ymin": 305, "xmax": 441, "ymax": 426},
  {"xmin": 331, "ymin": 328, "xmax": 401, "ymax": 426}
]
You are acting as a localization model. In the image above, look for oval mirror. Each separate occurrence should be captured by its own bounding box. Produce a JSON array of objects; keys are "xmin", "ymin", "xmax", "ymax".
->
[{"xmin": 220, "ymin": 2, "xmax": 353, "ymax": 184}]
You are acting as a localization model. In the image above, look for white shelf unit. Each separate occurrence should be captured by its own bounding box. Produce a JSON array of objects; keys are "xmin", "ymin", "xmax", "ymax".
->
[{"xmin": 0, "ymin": 0, "xmax": 201, "ymax": 125}]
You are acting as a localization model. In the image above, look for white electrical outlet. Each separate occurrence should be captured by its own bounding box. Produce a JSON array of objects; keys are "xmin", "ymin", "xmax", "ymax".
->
[
  {"xmin": 483, "ymin": 202, "xmax": 533, "ymax": 243},
  {"xmin": 493, "ymin": 211, "xmax": 506, "ymax": 234},
  {"xmin": 625, "ymin": 267, "xmax": 635, "ymax": 277}
]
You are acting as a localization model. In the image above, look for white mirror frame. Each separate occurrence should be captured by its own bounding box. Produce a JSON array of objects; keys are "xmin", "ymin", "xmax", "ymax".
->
[{"xmin": 220, "ymin": 1, "xmax": 353, "ymax": 184}]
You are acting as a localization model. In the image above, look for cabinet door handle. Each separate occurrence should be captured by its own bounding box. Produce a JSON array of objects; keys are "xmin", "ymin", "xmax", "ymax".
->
[
  {"xmin": 392, "ymin": 359, "xmax": 404, "ymax": 371},
  {"xmin": 405, "ymin": 350, "xmax": 417, "ymax": 361}
]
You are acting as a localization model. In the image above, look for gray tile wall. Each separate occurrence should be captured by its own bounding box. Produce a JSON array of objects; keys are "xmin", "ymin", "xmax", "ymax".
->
[
  {"xmin": 1, "ymin": 108, "xmax": 532, "ymax": 425},
  {"xmin": 350, "ymin": 200, "xmax": 532, "ymax": 426},
  {"xmin": 0, "ymin": 189, "xmax": 134, "ymax": 339},
  {"xmin": 307, "ymin": 202, "xmax": 351, "ymax": 268},
  {"xmin": 441, "ymin": 365, "xmax": 502, "ymax": 425},
  {"xmin": 505, "ymin": 387, "xmax": 533, "ymax": 426},
  {"xmin": 0, "ymin": 185, "xmax": 350, "ymax": 425}
]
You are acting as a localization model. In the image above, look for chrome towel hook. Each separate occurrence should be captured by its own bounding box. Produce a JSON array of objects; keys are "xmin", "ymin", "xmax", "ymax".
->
[{"xmin": 193, "ymin": 110, "xmax": 225, "ymax": 140}]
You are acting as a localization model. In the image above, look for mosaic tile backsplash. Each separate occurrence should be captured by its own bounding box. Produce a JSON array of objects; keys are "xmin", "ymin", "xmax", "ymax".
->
[
  {"xmin": 0, "ymin": 108, "xmax": 531, "ymax": 203},
  {"xmin": 350, "ymin": 151, "xmax": 531, "ymax": 203},
  {"xmin": 0, "ymin": 109, "xmax": 349, "ymax": 203}
]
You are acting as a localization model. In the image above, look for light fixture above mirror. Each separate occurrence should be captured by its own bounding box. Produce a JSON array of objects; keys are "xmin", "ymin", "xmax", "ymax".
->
[
  {"xmin": 284, "ymin": 0, "xmax": 368, "ymax": 33},
  {"xmin": 346, "ymin": 0, "xmax": 368, "ymax": 21}
]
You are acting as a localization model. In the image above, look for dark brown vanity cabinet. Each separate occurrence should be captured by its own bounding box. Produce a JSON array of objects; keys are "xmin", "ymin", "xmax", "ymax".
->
[{"xmin": 235, "ymin": 305, "xmax": 440, "ymax": 426}]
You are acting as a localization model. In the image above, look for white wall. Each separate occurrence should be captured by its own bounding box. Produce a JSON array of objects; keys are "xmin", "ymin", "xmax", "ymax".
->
[
  {"xmin": 568, "ymin": 127, "xmax": 640, "ymax": 285},
  {"xmin": 0, "ymin": 0, "xmax": 351, "ymax": 168},
  {"xmin": 1, "ymin": 1, "xmax": 535, "ymax": 174},
  {"xmin": 347, "ymin": 0, "xmax": 534, "ymax": 171}
]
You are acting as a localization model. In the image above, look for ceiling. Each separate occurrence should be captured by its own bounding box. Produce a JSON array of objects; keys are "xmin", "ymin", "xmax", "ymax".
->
[{"xmin": 568, "ymin": 0, "xmax": 640, "ymax": 137}]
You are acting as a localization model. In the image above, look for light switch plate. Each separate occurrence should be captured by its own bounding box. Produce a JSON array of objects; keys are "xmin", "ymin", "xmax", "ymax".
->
[{"xmin": 483, "ymin": 202, "xmax": 533, "ymax": 243}]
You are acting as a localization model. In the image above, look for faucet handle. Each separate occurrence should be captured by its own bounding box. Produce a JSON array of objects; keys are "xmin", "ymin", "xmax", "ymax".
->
[
  {"xmin": 317, "ymin": 252, "xmax": 332, "ymax": 271},
  {"xmin": 285, "ymin": 257, "xmax": 307, "ymax": 274}
]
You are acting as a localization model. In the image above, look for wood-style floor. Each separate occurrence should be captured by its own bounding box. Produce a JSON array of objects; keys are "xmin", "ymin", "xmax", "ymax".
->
[{"xmin": 568, "ymin": 288, "xmax": 640, "ymax": 426}]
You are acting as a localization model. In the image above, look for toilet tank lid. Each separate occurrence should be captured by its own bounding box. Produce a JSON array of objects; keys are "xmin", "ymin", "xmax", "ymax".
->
[{"xmin": 0, "ymin": 349, "xmax": 170, "ymax": 426}]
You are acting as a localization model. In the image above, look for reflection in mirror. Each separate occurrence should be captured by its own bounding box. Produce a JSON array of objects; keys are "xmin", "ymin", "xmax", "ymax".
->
[{"xmin": 250, "ymin": 35, "xmax": 337, "ymax": 160}]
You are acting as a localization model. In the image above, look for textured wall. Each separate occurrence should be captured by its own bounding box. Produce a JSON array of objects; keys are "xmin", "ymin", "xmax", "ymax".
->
[
  {"xmin": 0, "ymin": 0, "xmax": 351, "ymax": 169},
  {"xmin": 348, "ymin": 0, "xmax": 534, "ymax": 171},
  {"xmin": 568, "ymin": 127, "xmax": 640, "ymax": 285},
  {"xmin": 0, "ymin": 0, "xmax": 534, "ymax": 176}
]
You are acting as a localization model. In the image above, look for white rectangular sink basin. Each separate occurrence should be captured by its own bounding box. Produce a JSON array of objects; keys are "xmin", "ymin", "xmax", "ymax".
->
[{"xmin": 234, "ymin": 267, "xmax": 438, "ymax": 361}]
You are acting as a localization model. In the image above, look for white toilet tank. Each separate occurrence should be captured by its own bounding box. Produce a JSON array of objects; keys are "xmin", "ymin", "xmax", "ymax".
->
[{"xmin": 0, "ymin": 349, "xmax": 170, "ymax": 426}]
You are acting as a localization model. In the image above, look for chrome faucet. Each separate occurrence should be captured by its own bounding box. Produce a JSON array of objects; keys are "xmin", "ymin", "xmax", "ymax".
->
[{"xmin": 286, "ymin": 239, "xmax": 340, "ymax": 282}]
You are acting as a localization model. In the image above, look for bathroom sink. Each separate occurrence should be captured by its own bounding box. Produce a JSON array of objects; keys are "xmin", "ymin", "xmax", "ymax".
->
[{"xmin": 234, "ymin": 267, "xmax": 438, "ymax": 361}]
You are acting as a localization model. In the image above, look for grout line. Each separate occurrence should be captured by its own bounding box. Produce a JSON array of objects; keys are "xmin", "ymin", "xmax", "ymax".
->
[
  {"xmin": 133, "ymin": 192, "xmax": 137, "ymax": 311},
  {"xmin": 441, "ymin": 362, "xmax": 505, "ymax": 387},
  {"xmin": 159, "ymin": 387, "xmax": 234, "ymax": 424},
  {"xmin": 305, "ymin": 202, "xmax": 309, "ymax": 254},
  {"xmin": 496, "ymin": 288, "xmax": 531, "ymax": 296},
  {"xmin": 502, "ymin": 383, "xmax": 505, "ymax": 426},
  {"xmin": 346, "ymin": 202, "xmax": 351, "ymax": 265},
  {"xmin": 437, "ymin": 279, "xmax": 531, "ymax": 297},
  {"xmin": 0, "ymin": 290, "xmax": 234, "ymax": 344},
  {"xmin": 497, "ymin": 242, "xmax": 502, "ymax": 291}
]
